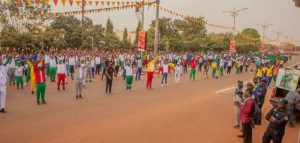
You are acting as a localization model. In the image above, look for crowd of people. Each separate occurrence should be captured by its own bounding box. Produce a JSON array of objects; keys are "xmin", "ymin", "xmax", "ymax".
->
[
  {"xmin": 232, "ymin": 53, "xmax": 299, "ymax": 143},
  {"xmin": 0, "ymin": 47, "xmax": 291, "ymax": 112}
]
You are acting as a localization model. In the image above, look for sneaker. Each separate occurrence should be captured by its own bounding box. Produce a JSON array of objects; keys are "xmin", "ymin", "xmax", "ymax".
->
[
  {"xmin": 161, "ymin": 84, "xmax": 164, "ymax": 86},
  {"xmin": 233, "ymin": 125, "xmax": 240, "ymax": 129},
  {"xmin": 42, "ymin": 100, "xmax": 46, "ymax": 104},
  {"xmin": 76, "ymin": 96, "xmax": 79, "ymax": 99},
  {"xmin": 237, "ymin": 134, "xmax": 243, "ymax": 138},
  {"xmin": 79, "ymin": 95, "xmax": 83, "ymax": 99},
  {"xmin": 31, "ymin": 91, "xmax": 35, "ymax": 95},
  {"xmin": 37, "ymin": 101, "xmax": 41, "ymax": 105},
  {"xmin": 0, "ymin": 108, "xmax": 6, "ymax": 113}
]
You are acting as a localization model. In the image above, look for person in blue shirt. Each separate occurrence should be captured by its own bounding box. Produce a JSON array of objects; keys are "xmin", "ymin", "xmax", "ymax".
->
[{"xmin": 254, "ymin": 79, "xmax": 268, "ymax": 109}]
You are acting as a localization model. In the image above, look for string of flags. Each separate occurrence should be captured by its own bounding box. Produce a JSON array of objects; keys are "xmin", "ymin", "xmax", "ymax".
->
[
  {"xmin": 152, "ymin": 4, "xmax": 234, "ymax": 30},
  {"xmin": 16, "ymin": 0, "xmax": 145, "ymax": 7},
  {"xmin": 13, "ymin": 3, "xmax": 140, "ymax": 19}
]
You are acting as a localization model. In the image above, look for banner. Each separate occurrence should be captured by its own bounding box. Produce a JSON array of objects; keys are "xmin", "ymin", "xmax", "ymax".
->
[
  {"xmin": 138, "ymin": 31, "xmax": 147, "ymax": 52},
  {"xmin": 276, "ymin": 69, "xmax": 300, "ymax": 91},
  {"xmin": 229, "ymin": 40, "xmax": 236, "ymax": 52}
]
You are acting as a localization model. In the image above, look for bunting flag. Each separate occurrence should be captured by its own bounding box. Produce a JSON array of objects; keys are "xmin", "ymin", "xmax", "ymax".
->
[
  {"xmin": 95, "ymin": 1, "xmax": 98, "ymax": 6},
  {"xmin": 61, "ymin": 0, "xmax": 66, "ymax": 6},
  {"xmin": 69, "ymin": 0, "xmax": 73, "ymax": 6},
  {"xmin": 36, "ymin": 0, "xmax": 41, "ymax": 5},
  {"xmin": 26, "ymin": 0, "xmax": 31, "ymax": 4},
  {"xmin": 76, "ymin": 0, "xmax": 80, "ymax": 6},
  {"xmin": 53, "ymin": 0, "xmax": 58, "ymax": 5},
  {"xmin": 89, "ymin": 1, "xmax": 92, "ymax": 5},
  {"xmin": 107, "ymin": 1, "xmax": 110, "ymax": 6},
  {"xmin": 45, "ymin": 0, "xmax": 49, "ymax": 5},
  {"xmin": 101, "ymin": 1, "xmax": 104, "ymax": 5},
  {"xmin": 17, "ymin": 0, "xmax": 22, "ymax": 4}
]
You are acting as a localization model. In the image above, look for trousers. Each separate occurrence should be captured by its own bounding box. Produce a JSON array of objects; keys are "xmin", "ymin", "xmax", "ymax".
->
[
  {"xmin": 36, "ymin": 83, "xmax": 46, "ymax": 102},
  {"xmin": 146, "ymin": 72, "xmax": 154, "ymax": 88},
  {"xmin": 0, "ymin": 86, "xmax": 7, "ymax": 109},
  {"xmin": 75, "ymin": 79, "xmax": 83, "ymax": 96},
  {"xmin": 57, "ymin": 73, "xmax": 66, "ymax": 89}
]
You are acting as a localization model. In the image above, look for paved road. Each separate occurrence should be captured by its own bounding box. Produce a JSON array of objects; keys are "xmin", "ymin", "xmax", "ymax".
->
[{"xmin": 1, "ymin": 56, "xmax": 300, "ymax": 143}]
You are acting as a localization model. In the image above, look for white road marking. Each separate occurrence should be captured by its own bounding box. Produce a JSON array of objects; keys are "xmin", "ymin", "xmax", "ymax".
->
[{"xmin": 215, "ymin": 61, "xmax": 300, "ymax": 95}]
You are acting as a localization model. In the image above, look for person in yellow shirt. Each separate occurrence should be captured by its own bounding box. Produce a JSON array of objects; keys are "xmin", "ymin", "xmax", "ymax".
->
[
  {"xmin": 261, "ymin": 65, "xmax": 267, "ymax": 79},
  {"xmin": 265, "ymin": 65, "xmax": 273, "ymax": 86},
  {"xmin": 236, "ymin": 60, "xmax": 241, "ymax": 74},
  {"xmin": 256, "ymin": 66, "xmax": 263, "ymax": 82},
  {"xmin": 26, "ymin": 60, "xmax": 36, "ymax": 94},
  {"xmin": 211, "ymin": 60, "xmax": 217, "ymax": 78},
  {"xmin": 146, "ymin": 55, "xmax": 158, "ymax": 89}
]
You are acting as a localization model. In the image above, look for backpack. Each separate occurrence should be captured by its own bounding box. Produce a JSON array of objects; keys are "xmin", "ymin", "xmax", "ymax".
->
[{"xmin": 252, "ymin": 101, "xmax": 262, "ymax": 125}]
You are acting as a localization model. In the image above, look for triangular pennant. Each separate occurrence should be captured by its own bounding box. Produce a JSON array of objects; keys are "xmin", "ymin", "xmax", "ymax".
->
[
  {"xmin": 53, "ymin": 0, "xmax": 58, "ymax": 5},
  {"xmin": 117, "ymin": 2, "xmax": 120, "ymax": 5},
  {"xmin": 83, "ymin": 1, "xmax": 86, "ymax": 6},
  {"xmin": 89, "ymin": 1, "xmax": 92, "ymax": 5},
  {"xmin": 106, "ymin": 1, "xmax": 110, "ymax": 5},
  {"xmin": 112, "ymin": 1, "xmax": 115, "ymax": 5},
  {"xmin": 95, "ymin": 1, "xmax": 98, "ymax": 6},
  {"xmin": 121, "ymin": 1, "xmax": 125, "ymax": 5},
  {"xmin": 61, "ymin": 0, "xmax": 66, "ymax": 6},
  {"xmin": 69, "ymin": 0, "xmax": 73, "ymax": 6},
  {"xmin": 36, "ymin": 0, "xmax": 41, "ymax": 5},
  {"xmin": 17, "ymin": 0, "xmax": 22, "ymax": 4},
  {"xmin": 26, "ymin": 0, "xmax": 31, "ymax": 4},
  {"xmin": 76, "ymin": 1, "xmax": 80, "ymax": 6},
  {"xmin": 101, "ymin": 1, "xmax": 104, "ymax": 5},
  {"xmin": 45, "ymin": 0, "xmax": 49, "ymax": 5},
  {"xmin": 126, "ymin": 2, "xmax": 129, "ymax": 5}
]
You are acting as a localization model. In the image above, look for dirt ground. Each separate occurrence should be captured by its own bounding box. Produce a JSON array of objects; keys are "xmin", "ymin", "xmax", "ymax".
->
[{"xmin": 0, "ymin": 57, "xmax": 299, "ymax": 143}]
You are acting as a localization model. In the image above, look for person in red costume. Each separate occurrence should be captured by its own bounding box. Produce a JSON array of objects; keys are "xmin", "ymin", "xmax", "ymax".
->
[{"xmin": 189, "ymin": 58, "xmax": 197, "ymax": 80}]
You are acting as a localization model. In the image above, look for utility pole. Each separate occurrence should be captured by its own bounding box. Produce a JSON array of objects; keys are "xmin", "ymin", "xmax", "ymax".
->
[
  {"xmin": 223, "ymin": 7, "xmax": 248, "ymax": 40},
  {"xmin": 141, "ymin": 0, "xmax": 145, "ymax": 30},
  {"xmin": 81, "ymin": 0, "xmax": 85, "ymax": 48},
  {"xmin": 153, "ymin": 0, "xmax": 160, "ymax": 56},
  {"xmin": 257, "ymin": 23, "xmax": 273, "ymax": 43},
  {"xmin": 273, "ymin": 31, "xmax": 284, "ymax": 47}
]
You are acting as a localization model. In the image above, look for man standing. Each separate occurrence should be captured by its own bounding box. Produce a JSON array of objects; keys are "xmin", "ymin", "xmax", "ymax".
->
[
  {"xmin": 34, "ymin": 56, "xmax": 46, "ymax": 105},
  {"xmin": 174, "ymin": 62, "xmax": 183, "ymax": 84},
  {"xmin": 49, "ymin": 55, "xmax": 57, "ymax": 82},
  {"xmin": 233, "ymin": 80, "xmax": 245, "ymax": 129},
  {"xmin": 262, "ymin": 99, "xmax": 289, "ymax": 143},
  {"xmin": 105, "ymin": 62, "xmax": 115, "ymax": 95},
  {"xmin": 0, "ymin": 57, "xmax": 10, "ymax": 113},
  {"xmin": 146, "ymin": 56, "xmax": 158, "ymax": 89},
  {"xmin": 69, "ymin": 54, "xmax": 76, "ymax": 80},
  {"xmin": 285, "ymin": 88, "xmax": 300, "ymax": 127},
  {"xmin": 75, "ymin": 63, "xmax": 84, "ymax": 99},
  {"xmin": 161, "ymin": 60, "xmax": 169, "ymax": 86},
  {"xmin": 124, "ymin": 62, "xmax": 133, "ymax": 91},
  {"xmin": 14, "ymin": 62, "xmax": 24, "ymax": 89},
  {"xmin": 27, "ymin": 59, "xmax": 36, "ymax": 94},
  {"xmin": 135, "ymin": 57, "xmax": 142, "ymax": 81},
  {"xmin": 235, "ymin": 89, "xmax": 255, "ymax": 143},
  {"xmin": 254, "ymin": 79, "xmax": 268, "ymax": 109},
  {"xmin": 57, "ymin": 60, "xmax": 66, "ymax": 91},
  {"xmin": 189, "ymin": 59, "xmax": 196, "ymax": 80}
]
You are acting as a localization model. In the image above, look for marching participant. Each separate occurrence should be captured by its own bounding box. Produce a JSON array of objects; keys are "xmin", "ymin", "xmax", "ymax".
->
[
  {"xmin": 124, "ymin": 62, "xmax": 134, "ymax": 91},
  {"xmin": 34, "ymin": 55, "xmax": 46, "ymax": 105},
  {"xmin": 26, "ymin": 59, "xmax": 36, "ymax": 94},
  {"xmin": 57, "ymin": 60, "xmax": 66, "ymax": 91},
  {"xmin": 0, "ymin": 56, "xmax": 10, "ymax": 113}
]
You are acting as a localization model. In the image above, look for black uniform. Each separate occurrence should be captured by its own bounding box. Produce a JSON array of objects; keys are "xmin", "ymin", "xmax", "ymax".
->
[
  {"xmin": 105, "ymin": 66, "xmax": 115, "ymax": 94},
  {"xmin": 262, "ymin": 108, "xmax": 289, "ymax": 143}
]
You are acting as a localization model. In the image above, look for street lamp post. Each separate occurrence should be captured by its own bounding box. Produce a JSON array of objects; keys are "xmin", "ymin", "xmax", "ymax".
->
[
  {"xmin": 154, "ymin": 0, "xmax": 160, "ymax": 56},
  {"xmin": 223, "ymin": 7, "xmax": 248, "ymax": 40}
]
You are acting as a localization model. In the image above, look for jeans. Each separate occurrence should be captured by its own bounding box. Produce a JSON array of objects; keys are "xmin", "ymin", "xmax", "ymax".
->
[{"xmin": 161, "ymin": 73, "xmax": 168, "ymax": 84}]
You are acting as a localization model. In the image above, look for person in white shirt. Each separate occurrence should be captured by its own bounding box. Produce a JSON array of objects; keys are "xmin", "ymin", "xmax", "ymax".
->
[
  {"xmin": 135, "ymin": 57, "xmax": 143, "ymax": 81},
  {"xmin": 85, "ymin": 56, "xmax": 92, "ymax": 83},
  {"xmin": 75, "ymin": 62, "xmax": 84, "ymax": 99},
  {"xmin": 0, "ymin": 57, "xmax": 10, "ymax": 113},
  {"xmin": 57, "ymin": 60, "xmax": 66, "ymax": 90},
  {"xmin": 69, "ymin": 55, "xmax": 76, "ymax": 80},
  {"xmin": 174, "ymin": 63, "xmax": 183, "ymax": 84},
  {"xmin": 14, "ymin": 62, "xmax": 24, "ymax": 89},
  {"xmin": 49, "ymin": 55, "xmax": 57, "ymax": 82},
  {"xmin": 124, "ymin": 62, "xmax": 134, "ymax": 91},
  {"xmin": 7, "ymin": 58, "xmax": 15, "ymax": 86},
  {"xmin": 95, "ymin": 55, "xmax": 101, "ymax": 75},
  {"xmin": 161, "ymin": 60, "xmax": 169, "ymax": 86},
  {"xmin": 90, "ymin": 56, "xmax": 96, "ymax": 78}
]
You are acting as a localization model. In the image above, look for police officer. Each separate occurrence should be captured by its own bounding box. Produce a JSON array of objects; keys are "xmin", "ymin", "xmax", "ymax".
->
[{"xmin": 262, "ymin": 99, "xmax": 289, "ymax": 143}]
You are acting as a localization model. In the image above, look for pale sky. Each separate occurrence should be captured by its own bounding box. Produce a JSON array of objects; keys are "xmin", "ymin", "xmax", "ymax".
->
[{"xmin": 51, "ymin": 0, "xmax": 300, "ymax": 45}]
